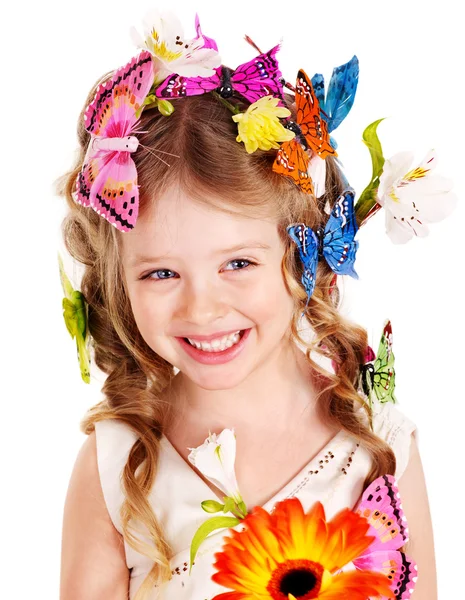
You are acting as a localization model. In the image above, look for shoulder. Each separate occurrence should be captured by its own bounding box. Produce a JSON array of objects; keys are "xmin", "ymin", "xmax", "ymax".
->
[
  {"xmin": 369, "ymin": 401, "xmax": 418, "ymax": 480},
  {"xmin": 60, "ymin": 431, "xmax": 130, "ymax": 598},
  {"xmin": 395, "ymin": 432, "xmax": 438, "ymax": 596},
  {"xmin": 370, "ymin": 400, "xmax": 417, "ymax": 439},
  {"xmin": 94, "ymin": 419, "xmax": 139, "ymax": 465},
  {"xmin": 93, "ymin": 419, "xmax": 139, "ymax": 534}
]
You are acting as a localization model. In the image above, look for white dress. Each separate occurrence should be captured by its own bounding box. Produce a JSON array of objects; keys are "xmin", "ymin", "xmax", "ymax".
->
[{"xmin": 94, "ymin": 400, "xmax": 417, "ymax": 599}]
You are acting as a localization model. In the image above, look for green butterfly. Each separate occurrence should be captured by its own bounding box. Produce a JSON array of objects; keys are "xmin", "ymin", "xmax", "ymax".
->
[
  {"xmin": 359, "ymin": 319, "xmax": 396, "ymax": 408},
  {"xmin": 58, "ymin": 255, "xmax": 91, "ymax": 384}
]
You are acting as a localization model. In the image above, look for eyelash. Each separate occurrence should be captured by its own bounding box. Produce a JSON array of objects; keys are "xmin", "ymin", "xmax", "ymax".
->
[{"xmin": 140, "ymin": 259, "xmax": 259, "ymax": 282}]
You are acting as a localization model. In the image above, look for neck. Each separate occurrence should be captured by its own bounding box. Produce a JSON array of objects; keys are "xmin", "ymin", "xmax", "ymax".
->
[{"xmin": 164, "ymin": 339, "xmax": 324, "ymax": 439}]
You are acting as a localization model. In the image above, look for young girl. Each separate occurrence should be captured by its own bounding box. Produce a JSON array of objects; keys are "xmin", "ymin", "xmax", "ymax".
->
[{"xmin": 58, "ymin": 11, "xmax": 436, "ymax": 600}]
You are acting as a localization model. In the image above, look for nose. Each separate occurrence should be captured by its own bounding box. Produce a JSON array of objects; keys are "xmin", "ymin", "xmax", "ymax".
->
[{"xmin": 176, "ymin": 279, "xmax": 228, "ymax": 327}]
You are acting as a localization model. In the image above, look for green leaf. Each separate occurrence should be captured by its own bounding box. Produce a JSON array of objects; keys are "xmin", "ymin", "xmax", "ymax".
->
[
  {"xmin": 355, "ymin": 119, "xmax": 386, "ymax": 224},
  {"xmin": 201, "ymin": 499, "xmax": 224, "ymax": 514},
  {"xmin": 189, "ymin": 516, "xmax": 240, "ymax": 574},
  {"xmin": 363, "ymin": 118, "xmax": 386, "ymax": 181},
  {"xmin": 223, "ymin": 496, "xmax": 236, "ymax": 514}
]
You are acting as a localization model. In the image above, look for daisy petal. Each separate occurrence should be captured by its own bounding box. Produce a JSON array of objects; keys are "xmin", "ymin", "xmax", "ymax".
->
[{"xmin": 318, "ymin": 570, "xmax": 394, "ymax": 599}]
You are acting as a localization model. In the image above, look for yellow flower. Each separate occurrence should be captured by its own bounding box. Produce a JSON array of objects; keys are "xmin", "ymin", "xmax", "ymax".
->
[{"xmin": 232, "ymin": 96, "xmax": 295, "ymax": 154}]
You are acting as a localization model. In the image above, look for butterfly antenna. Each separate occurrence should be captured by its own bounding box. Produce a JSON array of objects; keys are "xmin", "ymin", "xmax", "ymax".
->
[
  {"xmin": 244, "ymin": 35, "xmax": 263, "ymax": 54},
  {"xmin": 139, "ymin": 144, "xmax": 180, "ymax": 158},
  {"xmin": 281, "ymin": 78, "xmax": 296, "ymax": 93},
  {"xmin": 139, "ymin": 143, "xmax": 180, "ymax": 167}
]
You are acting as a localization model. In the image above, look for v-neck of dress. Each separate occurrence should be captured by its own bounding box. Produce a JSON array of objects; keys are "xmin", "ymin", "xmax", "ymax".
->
[{"xmin": 160, "ymin": 428, "xmax": 349, "ymax": 512}]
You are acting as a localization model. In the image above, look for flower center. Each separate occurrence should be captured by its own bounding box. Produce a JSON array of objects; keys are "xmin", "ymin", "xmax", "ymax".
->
[
  {"xmin": 267, "ymin": 559, "xmax": 324, "ymax": 599},
  {"xmin": 149, "ymin": 29, "xmax": 183, "ymax": 62}
]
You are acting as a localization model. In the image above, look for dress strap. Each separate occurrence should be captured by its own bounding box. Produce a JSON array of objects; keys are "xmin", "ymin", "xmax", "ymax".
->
[
  {"xmin": 371, "ymin": 402, "xmax": 418, "ymax": 480},
  {"xmin": 94, "ymin": 419, "xmax": 138, "ymax": 535}
]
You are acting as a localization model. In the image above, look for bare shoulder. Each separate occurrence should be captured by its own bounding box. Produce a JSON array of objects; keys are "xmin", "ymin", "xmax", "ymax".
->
[
  {"xmin": 60, "ymin": 431, "xmax": 130, "ymax": 600},
  {"xmin": 397, "ymin": 434, "xmax": 438, "ymax": 600}
]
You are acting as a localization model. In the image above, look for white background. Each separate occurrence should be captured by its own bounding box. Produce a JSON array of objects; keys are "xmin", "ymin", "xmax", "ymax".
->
[{"xmin": 1, "ymin": 0, "xmax": 463, "ymax": 596}]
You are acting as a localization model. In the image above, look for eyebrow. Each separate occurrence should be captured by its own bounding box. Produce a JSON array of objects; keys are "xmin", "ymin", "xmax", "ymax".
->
[{"xmin": 131, "ymin": 241, "xmax": 271, "ymax": 267}]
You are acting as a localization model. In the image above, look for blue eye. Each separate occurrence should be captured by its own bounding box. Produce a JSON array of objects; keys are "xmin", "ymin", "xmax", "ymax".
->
[
  {"xmin": 144, "ymin": 269, "xmax": 177, "ymax": 281},
  {"xmin": 141, "ymin": 259, "xmax": 257, "ymax": 282},
  {"xmin": 224, "ymin": 259, "xmax": 257, "ymax": 271}
]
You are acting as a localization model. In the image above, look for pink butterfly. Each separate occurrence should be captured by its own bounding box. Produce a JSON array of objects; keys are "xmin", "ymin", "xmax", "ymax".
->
[
  {"xmin": 74, "ymin": 51, "xmax": 155, "ymax": 231},
  {"xmin": 352, "ymin": 474, "xmax": 418, "ymax": 599},
  {"xmin": 155, "ymin": 44, "xmax": 284, "ymax": 104}
]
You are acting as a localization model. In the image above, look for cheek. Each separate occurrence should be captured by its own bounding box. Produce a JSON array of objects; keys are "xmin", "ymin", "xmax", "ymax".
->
[
  {"xmin": 127, "ymin": 285, "xmax": 169, "ymax": 342},
  {"xmin": 240, "ymin": 266, "xmax": 294, "ymax": 324}
]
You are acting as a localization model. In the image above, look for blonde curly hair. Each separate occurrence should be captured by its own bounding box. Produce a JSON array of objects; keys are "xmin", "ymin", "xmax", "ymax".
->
[{"xmin": 56, "ymin": 74, "xmax": 397, "ymax": 599}]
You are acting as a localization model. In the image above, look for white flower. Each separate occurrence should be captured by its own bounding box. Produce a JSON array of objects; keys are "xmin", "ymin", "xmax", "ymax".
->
[
  {"xmin": 377, "ymin": 150, "xmax": 458, "ymax": 244},
  {"xmin": 188, "ymin": 428, "xmax": 243, "ymax": 505},
  {"xmin": 130, "ymin": 9, "xmax": 221, "ymax": 84}
]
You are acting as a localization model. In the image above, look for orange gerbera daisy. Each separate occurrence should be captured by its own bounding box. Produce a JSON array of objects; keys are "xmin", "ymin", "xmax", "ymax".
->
[{"xmin": 211, "ymin": 497, "xmax": 395, "ymax": 600}]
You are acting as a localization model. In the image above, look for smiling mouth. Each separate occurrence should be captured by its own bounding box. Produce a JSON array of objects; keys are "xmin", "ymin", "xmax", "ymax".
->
[{"xmin": 183, "ymin": 329, "xmax": 247, "ymax": 352}]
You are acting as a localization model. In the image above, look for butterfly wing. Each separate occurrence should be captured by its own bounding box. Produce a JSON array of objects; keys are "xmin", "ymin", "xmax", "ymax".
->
[
  {"xmin": 373, "ymin": 320, "xmax": 397, "ymax": 404},
  {"xmin": 354, "ymin": 475, "xmax": 408, "ymax": 552},
  {"xmin": 76, "ymin": 52, "xmax": 154, "ymax": 223},
  {"xmin": 84, "ymin": 51, "xmax": 154, "ymax": 138},
  {"xmin": 323, "ymin": 55, "xmax": 359, "ymax": 133},
  {"xmin": 322, "ymin": 190, "xmax": 359, "ymax": 277},
  {"xmin": 310, "ymin": 72, "xmax": 325, "ymax": 106},
  {"xmin": 155, "ymin": 69, "xmax": 221, "ymax": 98},
  {"xmin": 354, "ymin": 550, "xmax": 417, "ymax": 600},
  {"xmin": 88, "ymin": 150, "xmax": 139, "ymax": 231},
  {"xmin": 295, "ymin": 69, "xmax": 336, "ymax": 159},
  {"xmin": 231, "ymin": 44, "xmax": 284, "ymax": 103},
  {"xmin": 273, "ymin": 139, "xmax": 314, "ymax": 195},
  {"xmin": 352, "ymin": 474, "xmax": 417, "ymax": 599},
  {"xmin": 358, "ymin": 364, "xmax": 374, "ymax": 409},
  {"xmin": 286, "ymin": 223, "xmax": 319, "ymax": 301},
  {"xmin": 75, "ymin": 158, "xmax": 98, "ymax": 207}
]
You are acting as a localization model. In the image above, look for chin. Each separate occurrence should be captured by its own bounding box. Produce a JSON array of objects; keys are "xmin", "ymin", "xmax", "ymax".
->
[{"xmin": 178, "ymin": 361, "xmax": 256, "ymax": 391}]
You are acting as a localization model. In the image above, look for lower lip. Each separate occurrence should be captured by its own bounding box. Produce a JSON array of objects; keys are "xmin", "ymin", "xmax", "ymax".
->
[{"xmin": 176, "ymin": 329, "xmax": 251, "ymax": 365}]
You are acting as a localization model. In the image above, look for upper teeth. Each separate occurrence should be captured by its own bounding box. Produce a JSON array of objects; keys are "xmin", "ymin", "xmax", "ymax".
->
[{"xmin": 187, "ymin": 331, "xmax": 241, "ymax": 352}]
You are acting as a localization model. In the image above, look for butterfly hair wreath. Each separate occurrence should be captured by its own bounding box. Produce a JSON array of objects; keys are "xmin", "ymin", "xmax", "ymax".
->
[{"xmin": 69, "ymin": 9, "xmax": 457, "ymax": 364}]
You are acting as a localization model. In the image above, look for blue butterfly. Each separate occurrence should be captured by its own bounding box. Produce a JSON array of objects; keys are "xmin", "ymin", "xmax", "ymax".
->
[
  {"xmin": 311, "ymin": 55, "xmax": 359, "ymax": 149},
  {"xmin": 287, "ymin": 189, "xmax": 359, "ymax": 308}
]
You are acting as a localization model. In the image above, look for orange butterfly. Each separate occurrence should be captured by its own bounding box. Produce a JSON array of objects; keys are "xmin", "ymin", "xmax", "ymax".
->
[{"xmin": 273, "ymin": 69, "xmax": 337, "ymax": 194}]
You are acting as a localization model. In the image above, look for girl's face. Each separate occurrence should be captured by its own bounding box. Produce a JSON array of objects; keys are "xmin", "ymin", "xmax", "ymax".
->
[{"xmin": 121, "ymin": 186, "xmax": 295, "ymax": 390}]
